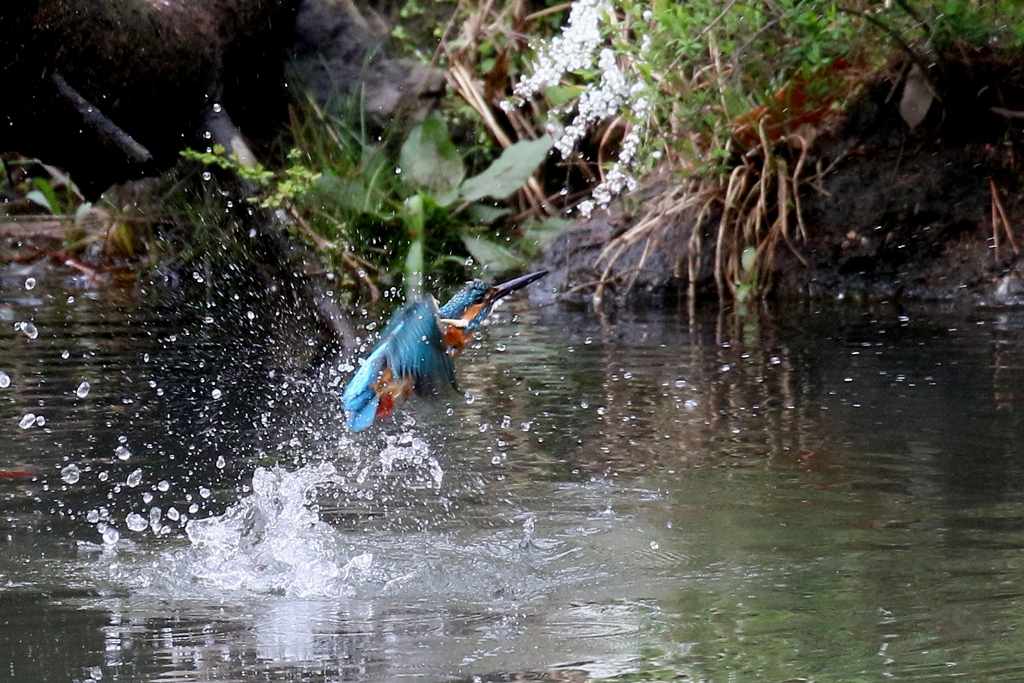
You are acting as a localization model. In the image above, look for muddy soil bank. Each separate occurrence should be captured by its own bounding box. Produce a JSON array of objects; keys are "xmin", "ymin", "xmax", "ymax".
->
[{"xmin": 541, "ymin": 50, "xmax": 1024, "ymax": 309}]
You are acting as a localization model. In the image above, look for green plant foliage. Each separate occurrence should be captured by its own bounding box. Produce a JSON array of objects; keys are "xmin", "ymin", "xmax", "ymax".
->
[
  {"xmin": 277, "ymin": 95, "xmax": 554, "ymax": 302},
  {"xmin": 461, "ymin": 234, "xmax": 526, "ymax": 272},
  {"xmin": 180, "ymin": 146, "xmax": 320, "ymax": 210},
  {"xmin": 398, "ymin": 115, "xmax": 466, "ymax": 195},
  {"xmin": 459, "ymin": 135, "xmax": 553, "ymax": 203},
  {"xmin": 403, "ymin": 194, "xmax": 426, "ymax": 298}
]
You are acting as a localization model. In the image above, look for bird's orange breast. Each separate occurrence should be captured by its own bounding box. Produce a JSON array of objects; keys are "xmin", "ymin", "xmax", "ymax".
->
[
  {"xmin": 442, "ymin": 325, "xmax": 472, "ymax": 356},
  {"xmin": 371, "ymin": 367, "xmax": 415, "ymax": 419}
]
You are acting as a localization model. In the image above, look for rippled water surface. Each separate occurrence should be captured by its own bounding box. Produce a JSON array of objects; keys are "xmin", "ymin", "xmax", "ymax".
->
[{"xmin": 5, "ymin": 275, "xmax": 1024, "ymax": 682}]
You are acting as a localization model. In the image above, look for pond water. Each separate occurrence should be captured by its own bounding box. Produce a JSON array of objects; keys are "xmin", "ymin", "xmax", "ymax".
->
[{"xmin": 4, "ymin": 272, "xmax": 1024, "ymax": 682}]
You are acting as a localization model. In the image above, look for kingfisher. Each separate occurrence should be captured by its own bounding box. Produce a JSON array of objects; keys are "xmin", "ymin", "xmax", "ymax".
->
[{"xmin": 341, "ymin": 270, "xmax": 547, "ymax": 432}]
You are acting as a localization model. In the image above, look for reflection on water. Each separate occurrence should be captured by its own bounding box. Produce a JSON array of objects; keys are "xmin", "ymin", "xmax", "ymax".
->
[{"xmin": 6, "ymin": 275, "xmax": 1024, "ymax": 681}]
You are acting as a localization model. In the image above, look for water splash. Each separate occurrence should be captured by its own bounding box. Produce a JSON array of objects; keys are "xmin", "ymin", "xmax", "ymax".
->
[{"xmin": 173, "ymin": 463, "xmax": 370, "ymax": 598}]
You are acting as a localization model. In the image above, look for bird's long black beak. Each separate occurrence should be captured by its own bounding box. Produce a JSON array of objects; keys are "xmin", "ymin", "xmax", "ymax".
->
[{"xmin": 489, "ymin": 270, "xmax": 548, "ymax": 302}]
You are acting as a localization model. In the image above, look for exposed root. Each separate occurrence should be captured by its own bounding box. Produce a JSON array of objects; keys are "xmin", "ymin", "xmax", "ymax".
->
[
  {"xmin": 990, "ymin": 179, "xmax": 1018, "ymax": 261},
  {"xmin": 591, "ymin": 177, "xmax": 711, "ymax": 307},
  {"xmin": 590, "ymin": 128, "xmax": 820, "ymax": 305}
]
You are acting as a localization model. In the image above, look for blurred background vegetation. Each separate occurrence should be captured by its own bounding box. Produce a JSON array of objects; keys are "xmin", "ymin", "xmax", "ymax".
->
[{"xmin": 4, "ymin": 0, "xmax": 1024, "ymax": 305}]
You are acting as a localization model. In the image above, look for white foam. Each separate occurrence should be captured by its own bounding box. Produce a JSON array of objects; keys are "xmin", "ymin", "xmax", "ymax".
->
[{"xmin": 180, "ymin": 463, "xmax": 365, "ymax": 598}]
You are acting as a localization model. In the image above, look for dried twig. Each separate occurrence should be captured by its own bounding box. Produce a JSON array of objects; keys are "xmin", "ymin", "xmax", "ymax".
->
[
  {"xmin": 51, "ymin": 72, "xmax": 153, "ymax": 166},
  {"xmin": 445, "ymin": 62, "xmax": 552, "ymax": 216}
]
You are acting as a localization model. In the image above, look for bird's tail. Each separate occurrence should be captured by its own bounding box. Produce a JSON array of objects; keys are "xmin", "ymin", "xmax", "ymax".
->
[
  {"xmin": 341, "ymin": 350, "xmax": 386, "ymax": 432},
  {"xmin": 342, "ymin": 386, "xmax": 379, "ymax": 432}
]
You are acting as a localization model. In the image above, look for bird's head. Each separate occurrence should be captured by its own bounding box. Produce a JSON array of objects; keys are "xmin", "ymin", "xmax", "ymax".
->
[{"xmin": 438, "ymin": 270, "xmax": 547, "ymax": 331}]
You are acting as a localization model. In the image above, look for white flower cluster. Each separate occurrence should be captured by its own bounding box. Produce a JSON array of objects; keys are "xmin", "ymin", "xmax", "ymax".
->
[
  {"xmin": 551, "ymin": 48, "xmax": 636, "ymax": 158},
  {"xmin": 504, "ymin": 0, "xmax": 611, "ymax": 109},
  {"xmin": 503, "ymin": 0, "xmax": 652, "ymax": 219},
  {"xmin": 579, "ymin": 93, "xmax": 649, "ymax": 218}
]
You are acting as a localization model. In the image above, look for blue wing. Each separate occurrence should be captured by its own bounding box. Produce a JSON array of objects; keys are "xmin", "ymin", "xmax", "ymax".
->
[
  {"xmin": 385, "ymin": 299, "xmax": 457, "ymax": 396},
  {"xmin": 341, "ymin": 298, "xmax": 457, "ymax": 432},
  {"xmin": 341, "ymin": 342, "xmax": 388, "ymax": 432}
]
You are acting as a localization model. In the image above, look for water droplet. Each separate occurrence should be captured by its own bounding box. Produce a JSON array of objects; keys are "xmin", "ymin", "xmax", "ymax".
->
[
  {"xmin": 126, "ymin": 513, "xmax": 148, "ymax": 532},
  {"xmin": 683, "ymin": 399, "xmax": 698, "ymax": 411},
  {"xmin": 34, "ymin": 415, "xmax": 44, "ymax": 427},
  {"xmin": 464, "ymin": 392, "xmax": 475, "ymax": 404},
  {"xmin": 0, "ymin": 371, "xmax": 9, "ymax": 388},
  {"xmin": 201, "ymin": 171, "xmax": 212, "ymax": 181},
  {"xmin": 649, "ymin": 540, "xmax": 660, "ymax": 550},
  {"xmin": 61, "ymin": 464, "xmax": 81, "ymax": 484},
  {"xmin": 157, "ymin": 480, "xmax": 170, "ymax": 492},
  {"xmin": 216, "ymin": 455, "xmax": 226, "ymax": 469},
  {"xmin": 246, "ymin": 310, "xmax": 255, "ymax": 320},
  {"xmin": 674, "ymin": 379, "xmax": 686, "ymax": 388},
  {"xmin": 24, "ymin": 277, "xmax": 36, "ymax": 290},
  {"xmin": 98, "ymin": 471, "xmax": 109, "ymax": 482},
  {"xmin": 20, "ymin": 322, "xmax": 38, "ymax": 339},
  {"xmin": 18, "ymin": 413, "xmax": 36, "ymax": 429},
  {"xmin": 142, "ymin": 492, "xmax": 153, "ymax": 504},
  {"xmin": 86, "ymin": 509, "xmax": 100, "ymax": 523},
  {"xmin": 126, "ymin": 469, "xmax": 143, "ymax": 487},
  {"xmin": 199, "ymin": 487, "xmax": 211, "ymax": 499},
  {"xmin": 61, "ymin": 350, "xmax": 70, "ymax": 359},
  {"xmin": 211, "ymin": 388, "xmax": 222, "ymax": 399},
  {"xmin": 166, "ymin": 507, "xmax": 180, "ymax": 521},
  {"xmin": 75, "ymin": 381, "xmax": 90, "ymax": 398},
  {"xmin": 114, "ymin": 445, "xmax": 131, "ymax": 461},
  {"xmin": 101, "ymin": 528, "xmax": 120, "ymax": 545}
]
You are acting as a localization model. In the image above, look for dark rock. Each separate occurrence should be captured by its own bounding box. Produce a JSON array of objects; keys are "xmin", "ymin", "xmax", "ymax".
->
[{"xmin": 289, "ymin": 0, "xmax": 445, "ymax": 123}]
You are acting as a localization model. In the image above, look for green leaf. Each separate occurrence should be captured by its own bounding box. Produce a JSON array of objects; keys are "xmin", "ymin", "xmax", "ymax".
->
[
  {"xmin": 314, "ymin": 171, "xmax": 383, "ymax": 217},
  {"xmin": 25, "ymin": 190, "xmax": 54, "ymax": 213},
  {"xmin": 403, "ymin": 195, "xmax": 426, "ymax": 298},
  {"xmin": 460, "ymin": 135, "xmax": 553, "ymax": 203},
  {"xmin": 73, "ymin": 202, "xmax": 94, "ymax": 228},
  {"xmin": 399, "ymin": 115, "xmax": 465, "ymax": 194},
  {"xmin": 31, "ymin": 177, "xmax": 61, "ymax": 214},
  {"xmin": 741, "ymin": 246, "xmax": 758, "ymax": 274},
  {"xmin": 461, "ymin": 234, "xmax": 526, "ymax": 273},
  {"xmin": 468, "ymin": 203, "xmax": 512, "ymax": 225},
  {"xmin": 544, "ymin": 85, "xmax": 584, "ymax": 107}
]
